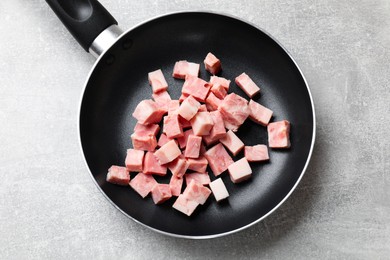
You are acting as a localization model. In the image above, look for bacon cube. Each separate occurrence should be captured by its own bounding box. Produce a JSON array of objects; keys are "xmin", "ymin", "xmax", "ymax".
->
[
  {"xmin": 182, "ymin": 76, "xmax": 211, "ymax": 102},
  {"xmin": 176, "ymin": 129, "xmax": 194, "ymax": 149},
  {"xmin": 106, "ymin": 165, "xmax": 130, "ymax": 186},
  {"xmin": 198, "ymin": 104, "xmax": 208, "ymax": 112},
  {"xmin": 210, "ymin": 83, "xmax": 227, "ymax": 99},
  {"xmin": 168, "ymin": 157, "xmax": 189, "ymax": 178},
  {"xmin": 244, "ymin": 145, "xmax": 269, "ymax": 162},
  {"xmin": 219, "ymin": 130, "xmax": 245, "ymax": 156},
  {"xmin": 179, "ymin": 93, "xmax": 189, "ymax": 103},
  {"xmin": 178, "ymin": 116, "xmax": 192, "ymax": 129},
  {"xmin": 157, "ymin": 133, "xmax": 174, "ymax": 147},
  {"xmin": 167, "ymin": 100, "xmax": 180, "ymax": 115},
  {"xmin": 218, "ymin": 93, "xmax": 250, "ymax": 131},
  {"xmin": 248, "ymin": 100, "xmax": 273, "ymax": 126},
  {"xmin": 178, "ymin": 95, "xmax": 201, "ymax": 121},
  {"xmin": 228, "ymin": 158, "xmax": 252, "ymax": 183},
  {"xmin": 129, "ymin": 173, "xmax": 158, "ymax": 198},
  {"xmin": 209, "ymin": 178, "xmax": 229, "ymax": 202},
  {"xmin": 210, "ymin": 75, "xmax": 230, "ymax": 90},
  {"xmin": 268, "ymin": 120, "xmax": 291, "ymax": 148},
  {"xmin": 172, "ymin": 60, "xmax": 200, "ymax": 79},
  {"xmin": 152, "ymin": 90, "xmax": 171, "ymax": 104},
  {"xmin": 205, "ymin": 92, "xmax": 222, "ymax": 111},
  {"xmin": 185, "ymin": 172, "xmax": 211, "ymax": 186},
  {"xmin": 143, "ymin": 151, "xmax": 167, "ymax": 176},
  {"xmin": 125, "ymin": 149, "xmax": 144, "ymax": 172},
  {"xmin": 203, "ymin": 110, "xmax": 226, "ymax": 146},
  {"xmin": 187, "ymin": 156, "xmax": 208, "ymax": 173},
  {"xmin": 184, "ymin": 135, "xmax": 202, "ymax": 158},
  {"xmin": 190, "ymin": 112, "xmax": 214, "ymax": 136},
  {"xmin": 151, "ymin": 184, "xmax": 172, "ymax": 204},
  {"xmin": 182, "ymin": 180, "xmax": 211, "ymax": 205},
  {"xmin": 132, "ymin": 100, "xmax": 166, "ymax": 125},
  {"xmin": 204, "ymin": 143, "xmax": 234, "ymax": 176},
  {"xmin": 131, "ymin": 132, "xmax": 157, "ymax": 151},
  {"xmin": 169, "ymin": 175, "xmax": 184, "ymax": 196},
  {"xmin": 235, "ymin": 72, "xmax": 260, "ymax": 98},
  {"xmin": 148, "ymin": 69, "xmax": 168, "ymax": 93},
  {"xmin": 134, "ymin": 123, "xmax": 160, "ymax": 136},
  {"xmin": 172, "ymin": 194, "xmax": 199, "ymax": 216},
  {"xmin": 163, "ymin": 114, "xmax": 183, "ymax": 139},
  {"xmin": 204, "ymin": 52, "xmax": 222, "ymax": 75},
  {"xmin": 154, "ymin": 140, "xmax": 182, "ymax": 165}
]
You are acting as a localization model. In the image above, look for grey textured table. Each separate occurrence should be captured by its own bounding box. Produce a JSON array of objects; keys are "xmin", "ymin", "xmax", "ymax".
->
[{"xmin": 1, "ymin": 0, "xmax": 389, "ymax": 259}]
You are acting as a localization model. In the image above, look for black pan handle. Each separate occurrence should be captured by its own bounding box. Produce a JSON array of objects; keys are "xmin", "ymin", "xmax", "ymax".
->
[{"xmin": 46, "ymin": 0, "xmax": 118, "ymax": 52}]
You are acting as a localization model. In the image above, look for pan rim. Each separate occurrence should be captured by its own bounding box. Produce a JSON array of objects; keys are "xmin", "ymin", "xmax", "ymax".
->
[{"xmin": 77, "ymin": 10, "xmax": 316, "ymax": 239}]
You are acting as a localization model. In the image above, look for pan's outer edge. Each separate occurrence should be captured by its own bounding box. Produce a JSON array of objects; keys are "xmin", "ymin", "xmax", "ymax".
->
[{"xmin": 77, "ymin": 11, "xmax": 316, "ymax": 239}]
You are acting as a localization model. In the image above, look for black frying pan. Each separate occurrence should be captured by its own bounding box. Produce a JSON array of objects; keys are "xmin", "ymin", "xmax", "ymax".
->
[{"xmin": 46, "ymin": 0, "xmax": 315, "ymax": 238}]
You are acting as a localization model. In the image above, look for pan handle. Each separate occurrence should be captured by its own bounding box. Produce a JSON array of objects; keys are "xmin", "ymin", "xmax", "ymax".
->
[{"xmin": 46, "ymin": 0, "xmax": 123, "ymax": 57}]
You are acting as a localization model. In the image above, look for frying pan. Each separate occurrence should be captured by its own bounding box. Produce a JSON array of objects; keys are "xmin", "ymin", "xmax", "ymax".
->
[{"xmin": 46, "ymin": 0, "xmax": 316, "ymax": 238}]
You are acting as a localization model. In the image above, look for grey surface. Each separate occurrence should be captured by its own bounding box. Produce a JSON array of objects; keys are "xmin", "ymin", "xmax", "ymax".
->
[{"xmin": 1, "ymin": 0, "xmax": 389, "ymax": 259}]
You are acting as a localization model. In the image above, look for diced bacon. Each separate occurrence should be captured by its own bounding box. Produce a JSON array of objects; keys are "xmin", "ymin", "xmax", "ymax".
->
[
  {"xmin": 168, "ymin": 157, "xmax": 189, "ymax": 178},
  {"xmin": 235, "ymin": 72, "xmax": 260, "ymax": 98},
  {"xmin": 151, "ymin": 184, "xmax": 172, "ymax": 204},
  {"xmin": 106, "ymin": 165, "xmax": 130, "ymax": 186},
  {"xmin": 167, "ymin": 100, "xmax": 180, "ymax": 115},
  {"xmin": 158, "ymin": 133, "xmax": 170, "ymax": 147},
  {"xmin": 178, "ymin": 116, "xmax": 192, "ymax": 129},
  {"xmin": 148, "ymin": 69, "xmax": 168, "ymax": 93},
  {"xmin": 184, "ymin": 135, "xmax": 202, "ymax": 158},
  {"xmin": 203, "ymin": 110, "xmax": 226, "ymax": 146},
  {"xmin": 176, "ymin": 129, "xmax": 194, "ymax": 149},
  {"xmin": 218, "ymin": 93, "xmax": 250, "ymax": 131},
  {"xmin": 129, "ymin": 173, "xmax": 158, "ymax": 198},
  {"xmin": 205, "ymin": 92, "xmax": 222, "ymax": 111},
  {"xmin": 154, "ymin": 140, "xmax": 182, "ymax": 165},
  {"xmin": 163, "ymin": 114, "xmax": 183, "ymax": 139},
  {"xmin": 182, "ymin": 76, "xmax": 211, "ymax": 102},
  {"xmin": 182, "ymin": 180, "xmax": 211, "ymax": 205},
  {"xmin": 131, "ymin": 132, "xmax": 157, "ymax": 151},
  {"xmin": 169, "ymin": 175, "xmax": 184, "ymax": 196},
  {"xmin": 204, "ymin": 143, "xmax": 234, "ymax": 176},
  {"xmin": 187, "ymin": 156, "xmax": 208, "ymax": 173},
  {"xmin": 204, "ymin": 52, "xmax": 222, "ymax": 75},
  {"xmin": 172, "ymin": 194, "xmax": 199, "ymax": 216},
  {"xmin": 190, "ymin": 112, "xmax": 214, "ymax": 136},
  {"xmin": 267, "ymin": 120, "xmax": 291, "ymax": 148},
  {"xmin": 172, "ymin": 60, "xmax": 200, "ymax": 79},
  {"xmin": 248, "ymin": 100, "xmax": 273, "ymax": 126},
  {"xmin": 210, "ymin": 83, "xmax": 227, "ymax": 99},
  {"xmin": 185, "ymin": 172, "xmax": 211, "ymax": 186},
  {"xmin": 210, "ymin": 75, "xmax": 230, "ymax": 90},
  {"xmin": 134, "ymin": 123, "xmax": 160, "ymax": 136},
  {"xmin": 244, "ymin": 145, "xmax": 269, "ymax": 162},
  {"xmin": 228, "ymin": 158, "xmax": 252, "ymax": 183},
  {"xmin": 152, "ymin": 90, "xmax": 171, "ymax": 104},
  {"xmin": 219, "ymin": 130, "xmax": 245, "ymax": 156},
  {"xmin": 209, "ymin": 178, "xmax": 229, "ymax": 202},
  {"xmin": 198, "ymin": 104, "xmax": 208, "ymax": 112},
  {"xmin": 179, "ymin": 93, "xmax": 189, "ymax": 103},
  {"xmin": 178, "ymin": 95, "xmax": 201, "ymax": 121},
  {"xmin": 132, "ymin": 100, "xmax": 166, "ymax": 125},
  {"xmin": 143, "ymin": 151, "xmax": 167, "ymax": 176},
  {"xmin": 125, "ymin": 149, "xmax": 144, "ymax": 172}
]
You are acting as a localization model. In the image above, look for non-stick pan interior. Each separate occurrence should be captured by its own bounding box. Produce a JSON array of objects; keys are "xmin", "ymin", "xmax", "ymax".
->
[{"xmin": 79, "ymin": 12, "xmax": 314, "ymax": 237}]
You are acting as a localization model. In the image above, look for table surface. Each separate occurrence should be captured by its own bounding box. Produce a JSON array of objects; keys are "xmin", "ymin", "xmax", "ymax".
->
[{"xmin": 1, "ymin": 0, "xmax": 389, "ymax": 259}]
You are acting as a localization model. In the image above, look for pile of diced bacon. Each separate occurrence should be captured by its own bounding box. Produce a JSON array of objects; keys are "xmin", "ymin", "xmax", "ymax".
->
[{"xmin": 106, "ymin": 52, "xmax": 291, "ymax": 216}]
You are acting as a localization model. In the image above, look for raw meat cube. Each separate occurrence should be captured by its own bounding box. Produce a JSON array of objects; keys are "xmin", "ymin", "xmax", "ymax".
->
[
  {"xmin": 244, "ymin": 145, "xmax": 269, "ymax": 162},
  {"xmin": 168, "ymin": 157, "xmax": 189, "ymax": 178},
  {"xmin": 218, "ymin": 93, "xmax": 250, "ymax": 131},
  {"xmin": 157, "ymin": 133, "xmax": 174, "ymax": 147},
  {"xmin": 172, "ymin": 194, "xmax": 199, "ymax": 216},
  {"xmin": 184, "ymin": 135, "xmax": 202, "ymax": 158},
  {"xmin": 204, "ymin": 143, "xmax": 234, "ymax": 176},
  {"xmin": 178, "ymin": 95, "xmax": 201, "ymax": 121},
  {"xmin": 185, "ymin": 172, "xmax": 211, "ymax": 186},
  {"xmin": 182, "ymin": 180, "xmax": 211, "ymax": 205},
  {"xmin": 209, "ymin": 178, "xmax": 229, "ymax": 202},
  {"xmin": 203, "ymin": 110, "xmax": 226, "ymax": 146},
  {"xmin": 248, "ymin": 100, "xmax": 273, "ymax": 126},
  {"xmin": 125, "ymin": 149, "xmax": 144, "ymax": 172},
  {"xmin": 131, "ymin": 132, "xmax": 157, "ymax": 151},
  {"xmin": 190, "ymin": 112, "xmax": 214, "ymax": 136},
  {"xmin": 143, "ymin": 151, "xmax": 167, "ymax": 176},
  {"xmin": 178, "ymin": 116, "xmax": 192, "ymax": 129},
  {"xmin": 176, "ymin": 129, "xmax": 194, "ymax": 149},
  {"xmin": 172, "ymin": 60, "xmax": 200, "ymax": 79},
  {"xmin": 179, "ymin": 93, "xmax": 189, "ymax": 103},
  {"xmin": 204, "ymin": 52, "xmax": 222, "ymax": 75},
  {"xmin": 152, "ymin": 90, "xmax": 171, "ymax": 104},
  {"xmin": 235, "ymin": 72, "xmax": 260, "ymax": 98},
  {"xmin": 151, "ymin": 184, "xmax": 172, "ymax": 204},
  {"xmin": 268, "ymin": 120, "xmax": 291, "ymax": 148},
  {"xmin": 148, "ymin": 69, "xmax": 168, "ymax": 93},
  {"xmin": 169, "ymin": 175, "xmax": 184, "ymax": 196},
  {"xmin": 205, "ymin": 92, "xmax": 222, "ymax": 111},
  {"xmin": 129, "ymin": 173, "xmax": 158, "ymax": 198},
  {"xmin": 163, "ymin": 114, "xmax": 183, "ymax": 139},
  {"xmin": 187, "ymin": 156, "xmax": 208, "ymax": 173},
  {"xmin": 219, "ymin": 130, "xmax": 245, "ymax": 156},
  {"xmin": 134, "ymin": 123, "xmax": 160, "ymax": 136},
  {"xmin": 210, "ymin": 75, "xmax": 230, "ymax": 90},
  {"xmin": 106, "ymin": 165, "xmax": 130, "ymax": 186},
  {"xmin": 198, "ymin": 104, "xmax": 208, "ymax": 112},
  {"xmin": 182, "ymin": 76, "xmax": 211, "ymax": 102},
  {"xmin": 228, "ymin": 157, "xmax": 252, "ymax": 183},
  {"xmin": 154, "ymin": 140, "xmax": 182, "ymax": 165},
  {"xmin": 168, "ymin": 100, "xmax": 180, "ymax": 115},
  {"xmin": 210, "ymin": 83, "xmax": 227, "ymax": 99},
  {"xmin": 132, "ymin": 100, "xmax": 166, "ymax": 125}
]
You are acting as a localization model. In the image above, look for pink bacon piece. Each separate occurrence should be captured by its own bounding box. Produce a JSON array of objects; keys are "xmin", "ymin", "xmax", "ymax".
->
[
  {"xmin": 185, "ymin": 172, "xmax": 211, "ymax": 186},
  {"xmin": 267, "ymin": 120, "xmax": 291, "ymax": 148},
  {"xmin": 148, "ymin": 69, "xmax": 168, "ymax": 93},
  {"xmin": 182, "ymin": 76, "xmax": 211, "ymax": 102},
  {"xmin": 235, "ymin": 72, "xmax": 260, "ymax": 98},
  {"xmin": 228, "ymin": 157, "xmax": 252, "ymax": 183},
  {"xmin": 204, "ymin": 52, "xmax": 222, "ymax": 75},
  {"xmin": 187, "ymin": 156, "xmax": 208, "ymax": 173},
  {"xmin": 173, "ymin": 60, "xmax": 200, "ymax": 79},
  {"xmin": 210, "ymin": 83, "xmax": 227, "ymax": 99},
  {"xmin": 151, "ymin": 184, "xmax": 172, "ymax": 204},
  {"xmin": 210, "ymin": 75, "xmax": 230, "ymax": 90},
  {"xmin": 184, "ymin": 135, "xmax": 202, "ymax": 158},
  {"xmin": 169, "ymin": 175, "xmax": 184, "ymax": 196},
  {"xmin": 129, "ymin": 173, "xmax": 158, "ymax": 198},
  {"xmin": 125, "ymin": 149, "xmax": 144, "ymax": 172},
  {"xmin": 143, "ymin": 151, "xmax": 167, "ymax": 176},
  {"xmin": 163, "ymin": 114, "xmax": 183, "ymax": 139},
  {"xmin": 178, "ymin": 95, "xmax": 201, "ymax": 121},
  {"xmin": 134, "ymin": 123, "xmax": 160, "ymax": 136},
  {"xmin": 182, "ymin": 180, "xmax": 211, "ymax": 205},
  {"xmin": 154, "ymin": 140, "xmax": 182, "ymax": 165},
  {"xmin": 209, "ymin": 178, "xmax": 229, "ymax": 202},
  {"xmin": 131, "ymin": 132, "xmax": 157, "ymax": 152},
  {"xmin": 204, "ymin": 143, "xmax": 234, "ymax": 176},
  {"xmin": 244, "ymin": 145, "xmax": 269, "ymax": 162},
  {"xmin": 205, "ymin": 92, "xmax": 222, "ymax": 112},
  {"xmin": 219, "ymin": 130, "xmax": 245, "ymax": 156},
  {"xmin": 106, "ymin": 165, "xmax": 130, "ymax": 186},
  {"xmin": 218, "ymin": 93, "xmax": 250, "ymax": 132},
  {"xmin": 190, "ymin": 111, "xmax": 214, "ymax": 136},
  {"xmin": 176, "ymin": 129, "xmax": 194, "ymax": 149},
  {"xmin": 248, "ymin": 100, "xmax": 273, "ymax": 126},
  {"xmin": 203, "ymin": 110, "xmax": 226, "ymax": 146},
  {"xmin": 132, "ymin": 100, "xmax": 166, "ymax": 125},
  {"xmin": 168, "ymin": 157, "xmax": 189, "ymax": 178},
  {"xmin": 172, "ymin": 195, "xmax": 199, "ymax": 216}
]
